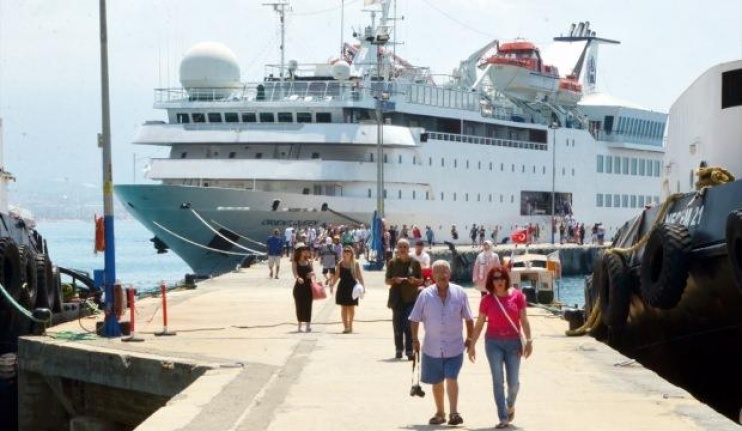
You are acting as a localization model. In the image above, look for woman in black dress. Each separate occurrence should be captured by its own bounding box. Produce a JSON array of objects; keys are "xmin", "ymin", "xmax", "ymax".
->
[
  {"xmin": 292, "ymin": 246, "xmax": 315, "ymax": 332},
  {"xmin": 331, "ymin": 246, "xmax": 365, "ymax": 333}
]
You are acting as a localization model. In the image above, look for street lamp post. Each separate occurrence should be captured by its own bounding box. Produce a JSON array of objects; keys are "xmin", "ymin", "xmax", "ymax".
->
[
  {"xmin": 549, "ymin": 122, "xmax": 559, "ymax": 244},
  {"xmin": 370, "ymin": 29, "xmax": 389, "ymax": 219}
]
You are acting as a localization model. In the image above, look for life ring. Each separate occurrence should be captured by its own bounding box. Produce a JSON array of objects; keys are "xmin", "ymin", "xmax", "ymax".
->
[
  {"xmin": 34, "ymin": 254, "xmax": 56, "ymax": 312},
  {"xmin": 18, "ymin": 246, "xmax": 38, "ymax": 310},
  {"xmin": 94, "ymin": 215, "xmax": 105, "ymax": 252},
  {"xmin": 598, "ymin": 252, "xmax": 630, "ymax": 329},
  {"xmin": 0, "ymin": 238, "xmax": 22, "ymax": 309},
  {"xmin": 726, "ymin": 209, "xmax": 742, "ymax": 293},
  {"xmin": 639, "ymin": 223, "xmax": 691, "ymax": 309}
]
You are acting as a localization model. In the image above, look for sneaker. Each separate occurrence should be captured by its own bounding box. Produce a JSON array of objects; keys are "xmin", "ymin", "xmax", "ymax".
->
[
  {"xmin": 395, "ymin": 350, "xmax": 403, "ymax": 359},
  {"xmin": 448, "ymin": 412, "xmax": 464, "ymax": 426}
]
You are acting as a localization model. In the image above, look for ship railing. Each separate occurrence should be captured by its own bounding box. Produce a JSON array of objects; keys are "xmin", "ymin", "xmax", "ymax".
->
[
  {"xmin": 154, "ymin": 81, "xmax": 497, "ymax": 113},
  {"xmin": 427, "ymin": 132, "xmax": 547, "ymax": 151}
]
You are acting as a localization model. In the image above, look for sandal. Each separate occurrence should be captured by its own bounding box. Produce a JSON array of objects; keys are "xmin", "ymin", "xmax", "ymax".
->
[
  {"xmin": 428, "ymin": 413, "xmax": 446, "ymax": 425},
  {"xmin": 495, "ymin": 423, "xmax": 510, "ymax": 429},
  {"xmin": 448, "ymin": 412, "xmax": 464, "ymax": 426}
]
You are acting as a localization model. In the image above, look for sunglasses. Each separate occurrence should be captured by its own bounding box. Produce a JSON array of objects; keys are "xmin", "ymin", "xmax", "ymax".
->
[{"xmin": 492, "ymin": 276, "xmax": 505, "ymax": 281}]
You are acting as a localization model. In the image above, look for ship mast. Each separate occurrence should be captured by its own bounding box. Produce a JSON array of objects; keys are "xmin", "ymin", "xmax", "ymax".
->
[{"xmin": 263, "ymin": 1, "xmax": 291, "ymax": 81}]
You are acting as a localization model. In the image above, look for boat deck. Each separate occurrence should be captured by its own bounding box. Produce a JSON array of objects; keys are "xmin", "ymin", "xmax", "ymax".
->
[{"xmin": 17, "ymin": 256, "xmax": 739, "ymax": 430}]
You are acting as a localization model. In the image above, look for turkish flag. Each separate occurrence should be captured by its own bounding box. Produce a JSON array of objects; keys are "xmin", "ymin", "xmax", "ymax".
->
[{"xmin": 510, "ymin": 229, "xmax": 528, "ymax": 244}]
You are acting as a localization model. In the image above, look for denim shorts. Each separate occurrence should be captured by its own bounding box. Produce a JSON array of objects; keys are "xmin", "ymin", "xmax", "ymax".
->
[{"xmin": 421, "ymin": 353, "xmax": 464, "ymax": 384}]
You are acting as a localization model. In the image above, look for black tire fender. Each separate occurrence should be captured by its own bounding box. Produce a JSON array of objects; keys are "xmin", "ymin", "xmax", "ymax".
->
[
  {"xmin": 18, "ymin": 245, "xmax": 38, "ymax": 310},
  {"xmin": 639, "ymin": 223, "xmax": 692, "ymax": 309},
  {"xmin": 34, "ymin": 254, "xmax": 56, "ymax": 312},
  {"xmin": 599, "ymin": 252, "xmax": 630, "ymax": 328},
  {"xmin": 0, "ymin": 238, "xmax": 22, "ymax": 309},
  {"xmin": 726, "ymin": 209, "xmax": 742, "ymax": 293}
]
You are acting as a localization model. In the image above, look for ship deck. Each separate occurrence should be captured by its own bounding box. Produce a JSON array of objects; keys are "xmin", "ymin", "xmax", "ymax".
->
[{"xmin": 16, "ymin": 255, "xmax": 738, "ymax": 430}]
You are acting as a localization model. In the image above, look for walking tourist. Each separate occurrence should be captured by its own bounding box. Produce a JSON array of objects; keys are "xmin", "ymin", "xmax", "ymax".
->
[
  {"xmin": 472, "ymin": 240, "xmax": 500, "ymax": 295},
  {"xmin": 410, "ymin": 260, "xmax": 474, "ymax": 426},
  {"xmin": 330, "ymin": 246, "xmax": 365, "ymax": 333},
  {"xmin": 319, "ymin": 237, "xmax": 337, "ymax": 290},
  {"xmin": 291, "ymin": 246, "xmax": 316, "ymax": 333},
  {"xmin": 266, "ymin": 228, "xmax": 284, "ymax": 279},
  {"xmin": 385, "ymin": 238, "xmax": 422, "ymax": 359},
  {"xmin": 468, "ymin": 266, "xmax": 533, "ymax": 429},
  {"xmin": 412, "ymin": 240, "xmax": 431, "ymax": 269}
]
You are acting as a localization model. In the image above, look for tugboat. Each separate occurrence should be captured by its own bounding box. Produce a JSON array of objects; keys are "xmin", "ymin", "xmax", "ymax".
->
[{"xmin": 574, "ymin": 60, "xmax": 742, "ymax": 422}]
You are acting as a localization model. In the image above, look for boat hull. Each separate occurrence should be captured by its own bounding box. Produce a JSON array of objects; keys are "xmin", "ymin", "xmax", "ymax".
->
[
  {"xmin": 487, "ymin": 64, "xmax": 559, "ymax": 102},
  {"xmin": 584, "ymin": 179, "xmax": 742, "ymax": 420}
]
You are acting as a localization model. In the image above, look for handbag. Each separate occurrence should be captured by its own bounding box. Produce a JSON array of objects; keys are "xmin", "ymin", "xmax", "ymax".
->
[
  {"xmin": 311, "ymin": 282, "xmax": 326, "ymax": 300},
  {"xmin": 493, "ymin": 293, "xmax": 528, "ymax": 357},
  {"xmin": 350, "ymin": 262, "xmax": 365, "ymax": 300}
]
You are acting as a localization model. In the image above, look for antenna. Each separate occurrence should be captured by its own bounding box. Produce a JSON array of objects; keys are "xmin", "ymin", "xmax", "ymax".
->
[{"xmin": 263, "ymin": 1, "xmax": 291, "ymax": 82}]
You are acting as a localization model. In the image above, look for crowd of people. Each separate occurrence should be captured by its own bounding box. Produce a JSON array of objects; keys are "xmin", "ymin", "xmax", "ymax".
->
[{"xmin": 267, "ymin": 226, "xmax": 533, "ymax": 429}]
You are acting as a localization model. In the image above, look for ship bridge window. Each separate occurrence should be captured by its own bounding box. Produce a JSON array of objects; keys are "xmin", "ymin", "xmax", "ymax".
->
[
  {"xmin": 596, "ymin": 194, "xmax": 603, "ymax": 207},
  {"xmin": 297, "ymin": 112, "xmax": 312, "ymax": 123},
  {"xmin": 722, "ymin": 68, "xmax": 742, "ymax": 108},
  {"xmin": 176, "ymin": 113, "xmax": 190, "ymax": 124},
  {"xmin": 312, "ymin": 152, "xmax": 320, "ymax": 159},
  {"xmin": 255, "ymin": 153, "xmax": 263, "ymax": 159},
  {"xmin": 225, "ymin": 113, "xmax": 239, "ymax": 123},
  {"xmin": 613, "ymin": 157, "xmax": 620, "ymax": 174},
  {"xmin": 631, "ymin": 195, "xmax": 637, "ymax": 208},
  {"xmin": 229, "ymin": 152, "xmax": 236, "ymax": 159},
  {"xmin": 192, "ymin": 113, "xmax": 205, "ymax": 123},
  {"xmin": 180, "ymin": 152, "xmax": 187, "ymax": 158},
  {"xmin": 208, "ymin": 113, "xmax": 223, "ymax": 123},
  {"xmin": 242, "ymin": 113, "xmax": 257, "ymax": 123},
  {"xmin": 278, "ymin": 112, "xmax": 293, "ymax": 123},
  {"xmin": 604, "ymin": 116, "xmax": 614, "ymax": 133},
  {"xmin": 316, "ymin": 112, "xmax": 332, "ymax": 123},
  {"xmin": 622, "ymin": 157, "xmax": 629, "ymax": 174},
  {"xmin": 259, "ymin": 113, "xmax": 275, "ymax": 123},
  {"xmin": 631, "ymin": 158, "xmax": 637, "ymax": 175},
  {"xmin": 384, "ymin": 154, "xmax": 388, "ymax": 163},
  {"xmin": 605, "ymin": 156, "xmax": 613, "ymax": 174},
  {"xmin": 639, "ymin": 159, "xmax": 646, "ymax": 175}
]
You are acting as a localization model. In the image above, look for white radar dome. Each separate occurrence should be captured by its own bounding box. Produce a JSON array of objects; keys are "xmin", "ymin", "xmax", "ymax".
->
[
  {"xmin": 179, "ymin": 42, "xmax": 241, "ymax": 98},
  {"xmin": 331, "ymin": 60, "xmax": 351, "ymax": 81}
]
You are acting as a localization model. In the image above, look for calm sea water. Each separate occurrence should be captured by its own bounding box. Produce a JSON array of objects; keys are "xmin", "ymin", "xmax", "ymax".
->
[{"xmin": 38, "ymin": 218, "xmax": 190, "ymax": 294}]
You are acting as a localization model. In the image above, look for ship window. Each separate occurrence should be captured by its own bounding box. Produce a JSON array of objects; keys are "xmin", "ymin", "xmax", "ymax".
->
[
  {"xmin": 277, "ymin": 112, "xmax": 293, "ymax": 123},
  {"xmin": 614, "ymin": 194, "xmax": 620, "ymax": 207},
  {"xmin": 500, "ymin": 163, "xmax": 503, "ymax": 171},
  {"xmin": 478, "ymin": 161, "xmax": 481, "ymax": 169},
  {"xmin": 466, "ymin": 160, "xmax": 470, "ymax": 169},
  {"xmin": 533, "ymin": 166, "xmax": 536, "ymax": 173},
  {"xmin": 398, "ymin": 190, "xmax": 402, "ymax": 199},
  {"xmin": 638, "ymin": 195, "xmax": 645, "ymax": 207},
  {"xmin": 717, "ymin": 68, "xmax": 740, "ymax": 108},
  {"xmin": 511, "ymin": 164, "xmax": 515, "ymax": 172},
  {"xmin": 613, "ymin": 156, "xmax": 620, "ymax": 174},
  {"xmin": 597, "ymin": 155, "xmax": 604, "ymax": 173},
  {"xmin": 440, "ymin": 192, "xmax": 444, "ymax": 201},
  {"xmin": 208, "ymin": 113, "xmax": 222, "ymax": 123},
  {"xmin": 511, "ymin": 195, "xmax": 514, "ymax": 203},
  {"xmin": 429, "ymin": 157, "xmax": 432, "ymax": 166},
  {"xmin": 297, "ymin": 112, "xmax": 312, "ymax": 123},
  {"xmin": 465, "ymin": 193, "xmax": 469, "ymax": 202},
  {"xmin": 192, "ymin": 113, "xmax": 205, "ymax": 123},
  {"xmin": 622, "ymin": 194, "xmax": 628, "ymax": 207},
  {"xmin": 384, "ymin": 189, "xmax": 387, "ymax": 198},
  {"xmin": 225, "ymin": 112, "xmax": 239, "ymax": 123},
  {"xmin": 413, "ymin": 191, "xmax": 416, "ymax": 200},
  {"xmin": 521, "ymin": 165, "xmax": 525, "ymax": 173},
  {"xmin": 604, "ymin": 115, "xmax": 614, "ymax": 133},
  {"xmin": 630, "ymin": 195, "xmax": 636, "ymax": 208},
  {"xmin": 384, "ymin": 154, "xmax": 388, "ymax": 163},
  {"xmin": 180, "ymin": 152, "xmax": 187, "ymax": 158},
  {"xmin": 499, "ymin": 194, "xmax": 503, "ymax": 203},
  {"xmin": 311, "ymin": 152, "xmax": 320, "ymax": 159},
  {"xmin": 622, "ymin": 157, "xmax": 629, "ymax": 174},
  {"xmin": 571, "ymin": 168, "xmax": 575, "ymax": 176},
  {"xmin": 259, "ymin": 112, "xmax": 275, "ymax": 123},
  {"xmin": 242, "ymin": 112, "xmax": 257, "ymax": 123},
  {"xmin": 453, "ymin": 193, "xmax": 457, "ymax": 201},
  {"xmin": 398, "ymin": 155, "xmax": 402, "ymax": 164},
  {"xmin": 655, "ymin": 160, "xmax": 661, "ymax": 177},
  {"xmin": 596, "ymin": 194, "xmax": 603, "ymax": 207},
  {"xmin": 204, "ymin": 182, "xmax": 209, "ymax": 187},
  {"xmin": 426, "ymin": 191, "xmax": 429, "ymax": 200},
  {"xmin": 646, "ymin": 160, "xmax": 653, "ymax": 176},
  {"xmin": 368, "ymin": 189, "xmax": 372, "ymax": 198},
  {"xmin": 638, "ymin": 159, "xmax": 646, "ymax": 175},
  {"xmin": 454, "ymin": 159, "xmax": 458, "ymax": 168},
  {"xmin": 370, "ymin": 153, "xmax": 374, "ymax": 162},
  {"xmin": 605, "ymin": 156, "xmax": 613, "ymax": 174},
  {"xmin": 477, "ymin": 193, "xmax": 480, "ymax": 202},
  {"xmin": 255, "ymin": 153, "xmax": 263, "ymax": 159},
  {"xmin": 441, "ymin": 158, "xmax": 445, "ymax": 167},
  {"xmin": 176, "ymin": 113, "xmax": 190, "ymax": 124},
  {"xmin": 228, "ymin": 152, "xmax": 236, "ymax": 159},
  {"xmin": 413, "ymin": 156, "xmax": 417, "ymax": 165},
  {"xmin": 302, "ymin": 188, "xmax": 310, "ymax": 195},
  {"xmin": 316, "ymin": 112, "xmax": 332, "ymax": 123},
  {"xmin": 488, "ymin": 194, "xmax": 492, "ymax": 202},
  {"xmin": 562, "ymin": 167, "xmax": 565, "ymax": 175},
  {"xmin": 605, "ymin": 194, "xmax": 612, "ymax": 207}
]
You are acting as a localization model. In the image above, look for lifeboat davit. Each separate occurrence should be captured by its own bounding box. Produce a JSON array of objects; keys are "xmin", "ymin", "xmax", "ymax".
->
[{"xmin": 483, "ymin": 40, "xmax": 582, "ymax": 106}]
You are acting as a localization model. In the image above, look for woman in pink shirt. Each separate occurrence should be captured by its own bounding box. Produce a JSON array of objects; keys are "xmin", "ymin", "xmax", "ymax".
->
[{"xmin": 467, "ymin": 266, "xmax": 533, "ymax": 429}]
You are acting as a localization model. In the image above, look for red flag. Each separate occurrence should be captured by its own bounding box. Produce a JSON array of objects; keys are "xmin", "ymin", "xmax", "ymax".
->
[{"xmin": 510, "ymin": 229, "xmax": 528, "ymax": 244}]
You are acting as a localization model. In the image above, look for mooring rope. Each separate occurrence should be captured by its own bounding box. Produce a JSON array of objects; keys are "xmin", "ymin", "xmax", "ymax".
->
[
  {"xmin": 0, "ymin": 281, "xmax": 50, "ymax": 324},
  {"xmin": 188, "ymin": 209, "xmax": 266, "ymax": 255},
  {"xmin": 152, "ymin": 220, "xmax": 255, "ymax": 257}
]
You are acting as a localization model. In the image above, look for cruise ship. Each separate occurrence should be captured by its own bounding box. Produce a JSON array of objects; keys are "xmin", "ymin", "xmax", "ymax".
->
[{"xmin": 115, "ymin": 1, "xmax": 667, "ymax": 276}]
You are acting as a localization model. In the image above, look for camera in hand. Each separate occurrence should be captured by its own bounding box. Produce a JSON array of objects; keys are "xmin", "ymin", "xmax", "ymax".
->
[{"xmin": 409, "ymin": 384, "xmax": 425, "ymax": 397}]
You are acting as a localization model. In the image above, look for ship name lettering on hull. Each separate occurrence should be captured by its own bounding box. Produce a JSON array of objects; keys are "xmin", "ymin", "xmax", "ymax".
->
[
  {"xmin": 664, "ymin": 205, "xmax": 704, "ymax": 228},
  {"xmin": 261, "ymin": 219, "xmax": 319, "ymax": 227}
]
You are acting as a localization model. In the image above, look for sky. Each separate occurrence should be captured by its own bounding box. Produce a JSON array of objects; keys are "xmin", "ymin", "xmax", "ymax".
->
[{"xmin": 0, "ymin": 0, "xmax": 740, "ymax": 209}]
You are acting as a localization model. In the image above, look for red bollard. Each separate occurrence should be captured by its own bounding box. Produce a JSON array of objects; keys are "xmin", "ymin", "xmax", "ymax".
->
[
  {"xmin": 155, "ymin": 281, "xmax": 176, "ymax": 336},
  {"xmin": 122, "ymin": 287, "xmax": 144, "ymax": 342}
]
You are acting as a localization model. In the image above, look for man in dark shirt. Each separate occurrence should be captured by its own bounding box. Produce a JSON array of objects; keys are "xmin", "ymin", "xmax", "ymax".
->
[
  {"xmin": 266, "ymin": 229, "xmax": 284, "ymax": 279},
  {"xmin": 385, "ymin": 239, "xmax": 422, "ymax": 359}
]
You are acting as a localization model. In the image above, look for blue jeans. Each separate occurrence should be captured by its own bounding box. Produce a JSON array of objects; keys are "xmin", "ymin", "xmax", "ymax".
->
[
  {"xmin": 393, "ymin": 302, "xmax": 414, "ymax": 354},
  {"xmin": 485, "ymin": 338, "xmax": 522, "ymax": 422}
]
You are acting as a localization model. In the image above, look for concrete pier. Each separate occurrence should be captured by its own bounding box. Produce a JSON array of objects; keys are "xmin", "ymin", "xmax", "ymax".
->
[{"xmin": 16, "ymin": 256, "xmax": 740, "ymax": 430}]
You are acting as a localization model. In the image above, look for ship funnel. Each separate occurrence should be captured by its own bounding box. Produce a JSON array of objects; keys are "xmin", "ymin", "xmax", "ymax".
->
[
  {"xmin": 583, "ymin": 21, "xmax": 591, "ymax": 36},
  {"xmin": 576, "ymin": 22, "xmax": 585, "ymax": 37},
  {"xmin": 569, "ymin": 23, "xmax": 576, "ymax": 37}
]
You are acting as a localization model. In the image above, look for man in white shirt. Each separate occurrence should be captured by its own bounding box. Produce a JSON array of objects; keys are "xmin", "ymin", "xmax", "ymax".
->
[{"xmin": 412, "ymin": 240, "xmax": 431, "ymax": 269}]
